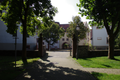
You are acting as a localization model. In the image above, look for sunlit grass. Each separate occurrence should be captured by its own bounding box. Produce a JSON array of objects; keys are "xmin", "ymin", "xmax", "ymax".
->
[
  {"xmin": 74, "ymin": 56, "xmax": 120, "ymax": 69},
  {"xmin": 91, "ymin": 72, "xmax": 120, "ymax": 80},
  {"xmin": 12, "ymin": 57, "xmax": 40, "ymax": 67},
  {"xmin": 0, "ymin": 56, "xmax": 40, "ymax": 80}
]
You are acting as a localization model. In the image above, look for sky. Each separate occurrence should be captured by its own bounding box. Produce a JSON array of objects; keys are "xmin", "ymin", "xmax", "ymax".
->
[{"xmin": 51, "ymin": 0, "xmax": 90, "ymax": 24}]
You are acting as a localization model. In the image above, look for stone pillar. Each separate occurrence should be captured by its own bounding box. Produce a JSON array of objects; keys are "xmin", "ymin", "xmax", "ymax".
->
[
  {"xmin": 72, "ymin": 34, "xmax": 77, "ymax": 58},
  {"xmin": 38, "ymin": 33, "xmax": 43, "ymax": 57}
]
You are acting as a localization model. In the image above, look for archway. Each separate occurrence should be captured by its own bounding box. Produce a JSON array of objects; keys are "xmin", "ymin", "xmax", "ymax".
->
[{"xmin": 62, "ymin": 42, "xmax": 70, "ymax": 49}]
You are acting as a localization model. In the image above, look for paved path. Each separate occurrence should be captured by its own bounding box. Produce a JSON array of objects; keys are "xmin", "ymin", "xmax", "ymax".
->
[{"xmin": 15, "ymin": 50, "xmax": 96, "ymax": 80}]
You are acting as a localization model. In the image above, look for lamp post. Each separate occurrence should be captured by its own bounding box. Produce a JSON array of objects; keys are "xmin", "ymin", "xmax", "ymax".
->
[{"xmin": 76, "ymin": 25, "xmax": 79, "ymax": 59}]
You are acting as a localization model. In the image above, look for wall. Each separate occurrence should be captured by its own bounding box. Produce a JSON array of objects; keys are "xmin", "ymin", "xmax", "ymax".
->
[
  {"xmin": 92, "ymin": 26, "xmax": 108, "ymax": 49},
  {"xmin": 0, "ymin": 20, "xmax": 37, "ymax": 50},
  {"xmin": 59, "ymin": 32, "xmax": 72, "ymax": 49},
  {"xmin": 0, "ymin": 45, "xmax": 46, "ymax": 57}
]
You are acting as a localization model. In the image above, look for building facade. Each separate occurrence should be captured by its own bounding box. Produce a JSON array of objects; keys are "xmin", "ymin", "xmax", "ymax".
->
[
  {"xmin": 91, "ymin": 26, "xmax": 108, "ymax": 49},
  {"xmin": 0, "ymin": 20, "xmax": 38, "ymax": 50}
]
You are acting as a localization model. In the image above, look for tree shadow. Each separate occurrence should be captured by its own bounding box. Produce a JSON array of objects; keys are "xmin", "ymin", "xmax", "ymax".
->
[
  {"xmin": 112, "ymin": 58, "xmax": 120, "ymax": 61},
  {"xmin": 101, "ymin": 64, "xmax": 111, "ymax": 68},
  {"xmin": 41, "ymin": 53, "xmax": 51, "ymax": 62},
  {"xmin": 16, "ymin": 60, "xmax": 96, "ymax": 80},
  {"xmin": 91, "ymin": 72, "xmax": 103, "ymax": 80}
]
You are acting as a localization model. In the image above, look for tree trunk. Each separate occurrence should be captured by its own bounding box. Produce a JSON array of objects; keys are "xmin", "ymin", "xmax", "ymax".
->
[
  {"xmin": 22, "ymin": 22, "xmax": 27, "ymax": 64},
  {"xmin": 108, "ymin": 34, "xmax": 114, "ymax": 59},
  {"xmin": 38, "ymin": 33, "xmax": 43, "ymax": 57}
]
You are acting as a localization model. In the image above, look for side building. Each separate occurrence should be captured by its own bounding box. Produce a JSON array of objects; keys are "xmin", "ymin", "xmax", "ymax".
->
[
  {"xmin": 91, "ymin": 26, "xmax": 108, "ymax": 50},
  {"xmin": 0, "ymin": 20, "xmax": 38, "ymax": 50}
]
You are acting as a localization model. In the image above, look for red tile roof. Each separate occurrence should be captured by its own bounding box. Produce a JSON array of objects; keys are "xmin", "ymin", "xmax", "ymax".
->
[{"xmin": 60, "ymin": 24, "xmax": 69, "ymax": 31}]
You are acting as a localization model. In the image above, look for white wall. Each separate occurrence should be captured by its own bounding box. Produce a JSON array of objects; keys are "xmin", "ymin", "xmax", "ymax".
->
[
  {"xmin": 0, "ymin": 20, "xmax": 37, "ymax": 50},
  {"xmin": 92, "ymin": 26, "xmax": 108, "ymax": 46},
  {"xmin": 43, "ymin": 40, "xmax": 60, "ymax": 49}
]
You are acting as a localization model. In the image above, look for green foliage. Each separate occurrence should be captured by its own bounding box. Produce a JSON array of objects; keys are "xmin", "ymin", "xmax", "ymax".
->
[
  {"xmin": 74, "ymin": 56, "xmax": 120, "ymax": 69},
  {"xmin": 91, "ymin": 72, "xmax": 120, "ymax": 80},
  {"xmin": 0, "ymin": 0, "xmax": 57, "ymax": 62},
  {"xmin": 88, "ymin": 43, "xmax": 96, "ymax": 51},
  {"xmin": 39, "ymin": 22, "xmax": 65, "ymax": 45},
  {"xmin": 66, "ymin": 16, "xmax": 88, "ymax": 42},
  {"xmin": 0, "ymin": 0, "xmax": 57, "ymax": 35},
  {"xmin": 77, "ymin": 0, "xmax": 120, "ymax": 28},
  {"xmin": 77, "ymin": 0, "xmax": 120, "ymax": 59}
]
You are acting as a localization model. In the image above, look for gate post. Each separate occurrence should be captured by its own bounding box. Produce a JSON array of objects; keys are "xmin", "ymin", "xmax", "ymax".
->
[
  {"xmin": 38, "ymin": 33, "xmax": 43, "ymax": 57},
  {"xmin": 72, "ymin": 34, "xmax": 77, "ymax": 58}
]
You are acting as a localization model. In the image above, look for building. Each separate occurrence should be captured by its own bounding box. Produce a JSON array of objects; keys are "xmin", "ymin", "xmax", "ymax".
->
[
  {"xmin": 91, "ymin": 26, "xmax": 108, "ymax": 50},
  {"xmin": 78, "ymin": 22, "xmax": 91, "ymax": 46},
  {"xmin": 59, "ymin": 22, "xmax": 91, "ymax": 49},
  {"xmin": 0, "ymin": 20, "xmax": 91, "ymax": 50},
  {"xmin": 59, "ymin": 24, "xmax": 72, "ymax": 49},
  {"xmin": 0, "ymin": 20, "xmax": 38, "ymax": 50}
]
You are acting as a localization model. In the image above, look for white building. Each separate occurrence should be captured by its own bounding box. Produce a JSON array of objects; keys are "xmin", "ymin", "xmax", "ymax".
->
[
  {"xmin": 91, "ymin": 26, "xmax": 108, "ymax": 49},
  {"xmin": 0, "ymin": 20, "xmax": 38, "ymax": 50}
]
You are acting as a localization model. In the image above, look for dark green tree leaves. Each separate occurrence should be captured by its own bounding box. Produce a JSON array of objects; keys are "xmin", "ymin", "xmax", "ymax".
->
[
  {"xmin": 77, "ymin": 0, "xmax": 120, "ymax": 59},
  {"xmin": 66, "ymin": 16, "xmax": 88, "ymax": 42}
]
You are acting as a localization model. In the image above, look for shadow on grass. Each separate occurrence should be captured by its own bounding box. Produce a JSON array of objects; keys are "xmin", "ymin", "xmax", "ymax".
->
[
  {"xmin": 101, "ymin": 64, "xmax": 112, "ymax": 68},
  {"xmin": 112, "ymin": 58, "xmax": 120, "ymax": 61},
  {"xmin": 0, "ymin": 56, "xmax": 40, "ymax": 80},
  {"xmin": 91, "ymin": 72, "xmax": 103, "ymax": 80}
]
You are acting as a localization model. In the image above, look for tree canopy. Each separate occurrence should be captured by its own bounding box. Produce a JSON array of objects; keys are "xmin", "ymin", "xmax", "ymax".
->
[
  {"xmin": 66, "ymin": 16, "xmax": 88, "ymax": 42},
  {"xmin": 0, "ymin": 0, "xmax": 57, "ymax": 63},
  {"xmin": 77, "ymin": 0, "xmax": 120, "ymax": 59},
  {"xmin": 38, "ymin": 22, "xmax": 65, "ymax": 45}
]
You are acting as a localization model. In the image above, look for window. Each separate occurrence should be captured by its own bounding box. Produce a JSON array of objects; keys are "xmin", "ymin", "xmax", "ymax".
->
[
  {"xmin": 62, "ymin": 38, "xmax": 64, "ymax": 41},
  {"xmin": 66, "ymin": 38, "xmax": 69, "ymax": 41},
  {"xmin": 97, "ymin": 37, "xmax": 102, "ymax": 40}
]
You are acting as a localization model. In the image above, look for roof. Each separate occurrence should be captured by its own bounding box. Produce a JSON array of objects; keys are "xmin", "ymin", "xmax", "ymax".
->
[{"xmin": 60, "ymin": 24, "xmax": 69, "ymax": 31}]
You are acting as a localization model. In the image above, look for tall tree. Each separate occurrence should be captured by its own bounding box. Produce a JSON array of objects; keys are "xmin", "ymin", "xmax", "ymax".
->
[
  {"xmin": 38, "ymin": 22, "xmax": 65, "ymax": 48},
  {"xmin": 66, "ymin": 16, "xmax": 88, "ymax": 42},
  {"xmin": 0, "ymin": 0, "xmax": 56, "ymax": 63},
  {"xmin": 77, "ymin": 0, "xmax": 120, "ymax": 59}
]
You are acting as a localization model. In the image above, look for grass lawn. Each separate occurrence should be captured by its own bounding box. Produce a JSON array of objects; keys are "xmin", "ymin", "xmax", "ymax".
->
[
  {"xmin": 74, "ymin": 56, "xmax": 120, "ymax": 69},
  {"xmin": 91, "ymin": 72, "xmax": 120, "ymax": 80},
  {"xmin": 0, "ymin": 56, "xmax": 40, "ymax": 80}
]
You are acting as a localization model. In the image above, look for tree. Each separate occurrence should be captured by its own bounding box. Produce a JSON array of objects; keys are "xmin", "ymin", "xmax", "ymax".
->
[
  {"xmin": 66, "ymin": 16, "xmax": 88, "ymax": 42},
  {"xmin": 0, "ymin": 0, "xmax": 56, "ymax": 63},
  {"xmin": 77, "ymin": 0, "xmax": 120, "ymax": 59},
  {"xmin": 39, "ymin": 22, "xmax": 65, "ymax": 49}
]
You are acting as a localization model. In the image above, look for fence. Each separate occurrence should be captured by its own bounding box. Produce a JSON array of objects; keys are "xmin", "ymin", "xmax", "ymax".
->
[{"xmin": 77, "ymin": 46, "xmax": 120, "ymax": 58}]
